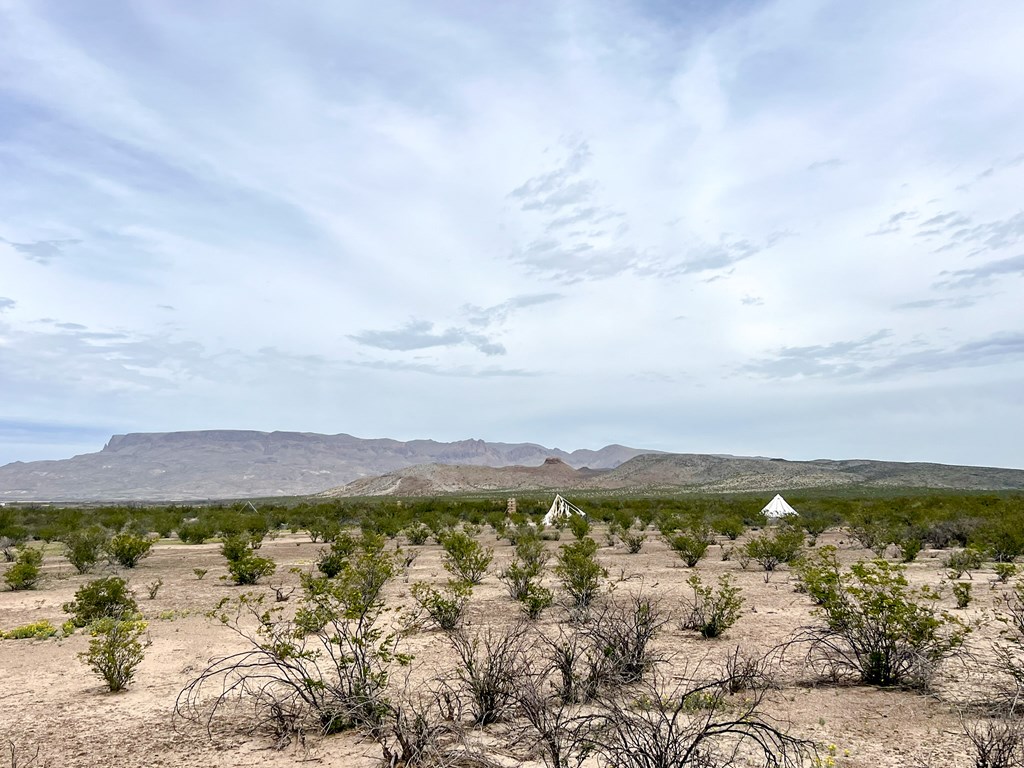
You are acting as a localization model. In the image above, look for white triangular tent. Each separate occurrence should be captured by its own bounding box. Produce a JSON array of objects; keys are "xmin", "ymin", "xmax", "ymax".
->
[
  {"xmin": 543, "ymin": 494, "xmax": 586, "ymax": 526},
  {"xmin": 762, "ymin": 494, "xmax": 797, "ymax": 519}
]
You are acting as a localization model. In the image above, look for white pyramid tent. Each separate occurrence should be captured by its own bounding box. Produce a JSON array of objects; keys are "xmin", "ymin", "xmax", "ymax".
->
[
  {"xmin": 543, "ymin": 494, "xmax": 586, "ymax": 526},
  {"xmin": 762, "ymin": 494, "xmax": 797, "ymax": 519}
]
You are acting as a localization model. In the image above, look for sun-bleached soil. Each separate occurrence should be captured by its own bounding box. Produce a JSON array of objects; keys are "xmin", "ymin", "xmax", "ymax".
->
[{"xmin": 0, "ymin": 528, "xmax": 1012, "ymax": 767}]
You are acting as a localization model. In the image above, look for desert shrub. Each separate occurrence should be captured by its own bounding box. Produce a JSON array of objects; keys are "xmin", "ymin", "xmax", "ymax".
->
[
  {"xmin": 794, "ymin": 545, "xmax": 841, "ymax": 597},
  {"xmin": 802, "ymin": 559, "xmax": 969, "ymax": 687},
  {"xmin": 440, "ymin": 530, "xmax": 492, "ymax": 586},
  {"xmin": 896, "ymin": 534, "xmax": 923, "ymax": 563},
  {"xmin": 945, "ymin": 547, "xmax": 986, "ymax": 580},
  {"xmin": 146, "ymin": 578, "xmax": 163, "ymax": 600},
  {"xmin": 515, "ymin": 670, "xmax": 599, "ymax": 768},
  {"xmin": 712, "ymin": 515, "xmax": 745, "ymax": 541},
  {"xmin": 176, "ymin": 520, "xmax": 213, "ymax": 544},
  {"xmin": 995, "ymin": 563, "xmax": 1018, "ymax": 584},
  {"xmin": 306, "ymin": 517, "xmax": 341, "ymax": 543},
  {"xmin": 446, "ymin": 624, "xmax": 530, "ymax": 725},
  {"xmin": 4, "ymin": 545, "xmax": 43, "ymax": 591},
  {"xmin": 554, "ymin": 537, "xmax": 606, "ymax": 609},
  {"xmin": 796, "ymin": 508, "xmax": 841, "ymax": 545},
  {"xmin": 316, "ymin": 544, "xmax": 347, "ymax": 578},
  {"xmin": 665, "ymin": 526, "xmax": 712, "ymax": 568},
  {"xmin": 106, "ymin": 532, "xmax": 154, "ymax": 568},
  {"xmin": 960, "ymin": 711, "xmax": 1024, "ymax": 768},
  {"xmin": 587, "ymin": 593, "xmax": 666, "ymax": 685},
  {"xmin": 621, "ymin": 528, "xmax": 647, "ymax": 554},
  {"xmin": 404, "ymin": 523, "xmax": 430, "ymax": 546},
  {"xmin": 681, "ymin": 573, "xmax": 743, "ymax": 639},
  {"xmin": 498, "ymin": 559, "xmax": 541, "ymax": 601},
  {"xmin": 61, "ymin": 527, "xmax": 109, "ymax": 574},
  {"xmin": 515, "ymin": 534, "xmax": 550, "ymax": 572},
  {"xmin": 411, "ymin": 580, "xmax": 471, "ymax": 632},
  {"xmin": 978, "ymin": 520, "xmax": 1024, "ymax": 564},
  {"xmin": 63, "ymin": 576, "xmax": 139, "ymax": 627},
  {"xmin": 744, "ymin": 526, "xmax": 805, "ymax": 581},
  {"xmin": 591, "ymin": 672, "xmax": 810, "ymax": 768},
  {"xmin": 954, "ymin": 582, "xmax": 973, "ymax": 609},
  {"xmin": 567, "ymin": 514, "xmax": 590, "ymax": 540},
  {"xmin": 2, "ymin": 620, "xmax": 58, "ymax": 640},
  {"xmin": 374, "ymin": 685, "xmax": 465, "ymax": 768},
  {"xmin": 193, "ymin": 567, "xmax": 208, "ymax": 580},
  {"xmin": 178, "ymin": 547, "xmax": 406, "ymax": 738},
  {"xmin": 79, "ymin": 616, "xmax": 148, "ymax": 692},
  {"xmin": 220, "ymin": 533, "xmax": 276, "ymax": 585},
  {"xmin": 519, "ymin": 582, "xmax": 554, "ymax": 620}
]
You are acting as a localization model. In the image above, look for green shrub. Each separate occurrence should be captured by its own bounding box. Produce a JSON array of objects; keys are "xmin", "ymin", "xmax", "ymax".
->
[
  {"xmin": 896, "ymin": 535, "xmax": 923, "ymax": 563},
  {"xmin": 226, "ymin": 552, "xmax": 276, "ymax": 585},
  {"xmin": 62, "ymin": 527, "xmax": 109, "ymax": 574},
  {"xmin": 567, "ymin": 514, "xmax": 590, "ymax": 540},
  {"xmin": 666, "ymin": 527, "xmax": 711, "ymax": 568},
  {"xmin": 63, "ymin": 576, "xmax": 139, "ymax": 627},
  {"xmin": 514, "ymin": 534, "xmax": 549, "ymax": 572},
  {"xmin": 953, "ymin": 582, "xmax": 972, "ymax": 609},
  {"xmin": 554, "ymin": 537, "xmax": 606, "ymax": 609},
  {"xmin": 106, "ymin": 532, "xmax": 154, "ymax": 568},
  {"xmin": 79, "ymin": 616, "xmax": 148, "ymax": 692},
  {"xmin": 994, "ymin": 562, "xmax": 1018, "ymax": 583},
  {"xmin": 804, "ymin": 559, "xmax": 968, "ymax": 687},
  {"xmin": 440, "ymin": 530, "xmax": 493, "ymax": 585},
  {"xmin": 944, "ymin": 547, "xmax": 985, "ymax": 580},
  {"xmin": 712, "ymin": 515, "xmax": 745, "ymax": 541},
  {"xmin": 404, "ymin": 523, "xmax": 430, "ymax": 546},
  {"xmin": 794, "ymin": 546, "xmax": 842, "ymax": 606},
  {"xmin": 3, "ymin": 545, "xmax": 43, "ymax": 590},
  {"xmin": 176, "ymin": 521, "xmax": 213, "ymax": 544},
  {"xmin": 744, "ymin": 526, "xmax": 804, "ymax": 581},
  {"xmin": 681, "ymin": 573, "xmax": 743, "ymax": 639},
  {"xmin": 411, "ymin": 580, "xmax": 470, "ymax": 632},
  {"xmin": 498, "ymin": 559, "xmax": 539, "ymax": 601},
  {"xmin": 621, "ymin": 527, "xmax": 647, "ymax": 554},
  {"xmin": 2, "ymin": 620, "xmax": 58, "ymax": 640},
  {"xmin": 519, "ymin": 582, "xmax": 554, "ymax": 620}
]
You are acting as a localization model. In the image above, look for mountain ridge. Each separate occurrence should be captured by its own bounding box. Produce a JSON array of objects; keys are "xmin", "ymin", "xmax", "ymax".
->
[{"xmin": 0, "ymin": 430, "xmax": 655, "ymax": 501}]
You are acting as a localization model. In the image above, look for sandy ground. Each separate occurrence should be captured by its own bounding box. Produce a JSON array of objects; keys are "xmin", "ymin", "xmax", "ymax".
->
[{"xmin": 0, "ymin": 527, "xmax": 1013, "ymax": 767}]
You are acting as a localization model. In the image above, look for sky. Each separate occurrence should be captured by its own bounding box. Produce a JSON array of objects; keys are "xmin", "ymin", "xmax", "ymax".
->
[{"xmin": 1, "ymin": 0, "xmax": 1023, "ymax": 470}]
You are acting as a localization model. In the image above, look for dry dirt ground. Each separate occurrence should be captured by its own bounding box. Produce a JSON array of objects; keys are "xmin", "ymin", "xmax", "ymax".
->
[{"xmin": 0, "ymin": 527, "xmax": 1012, "ymax": 767}]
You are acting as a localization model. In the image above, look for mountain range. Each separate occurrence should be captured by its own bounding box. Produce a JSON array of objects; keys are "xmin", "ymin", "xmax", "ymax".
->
[
  {"xmin": 322, "ymin": 453, "xmax": 1024, "ymax": 497},
  {"xmin": 1, "ymin": 430, "xmax": 1022, "ymax": 502},
  {"xmin": 0, "ymin": 430, "xmax": 651, "ymax": 501}
]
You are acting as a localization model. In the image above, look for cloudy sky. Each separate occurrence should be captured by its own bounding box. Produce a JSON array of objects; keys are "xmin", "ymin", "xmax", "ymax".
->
[{"xmin": 1, "ymin": 0, "xmax": 1022, "ymax": 469}]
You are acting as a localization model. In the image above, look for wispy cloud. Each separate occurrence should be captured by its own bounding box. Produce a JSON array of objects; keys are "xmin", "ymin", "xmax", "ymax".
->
[
  {"xmin": 349, "ymin": 320, "xmax": 505, "ymax": 356},
  {"xmin": 935, "ymin": 253, "xmax": 1024, "ymax": 288}
]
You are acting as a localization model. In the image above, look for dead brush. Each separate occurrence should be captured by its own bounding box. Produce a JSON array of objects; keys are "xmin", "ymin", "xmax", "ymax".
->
[{"xmin": 444, "ymin": 622, "xmax": 532, "ymax": 726}]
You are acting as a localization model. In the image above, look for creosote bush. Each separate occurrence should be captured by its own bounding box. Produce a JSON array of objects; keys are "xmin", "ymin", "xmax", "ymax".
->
[
  {"xmin": 221, "ymin": 533, "xmax": 276, "ymax": 585},
  {"xmin": 440, "ymin": 530, "xmax": 493, "ymax": 586},
  {"xmin": 3, "ymin": 545, "xmax": 43, "ymax": 591},
  {"xmin": 801, "ymin": 558, "xmax": 969, "ymax": 687},
  {"xmin": 106, "ymin": 532, "xmax": 154, "ymax": 569},
  {"xmin": 79, "ymin": 615, "xmax": 148, "ymax": 692},
  {"xmin": 63, "ymin": 576, "xmax": 139, "ymax": 628},
  {"xmin": 554, "ymin": 537, "xmax": 606, "ymax": 609},
  {"xmin": 411, "ymin": 580, "xmax": 471, "ymax": 632},
  {"xmin": 681, "ymin": 573, "xmax": 743, "ymax": 639},
  {"xmin": 61, "ymin": 526, "xmax": 109, "ymax": 574},
  {"xmin": 665, "ymin": 527, "xmax": 712, "ymax": 568},
  {"xmin": 744, "ymin": 525, "xmax": 805, "ymax": 581},
  {"xmin": 177, "ymin": 545, "xmax": 408, "ymax": 740}
]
